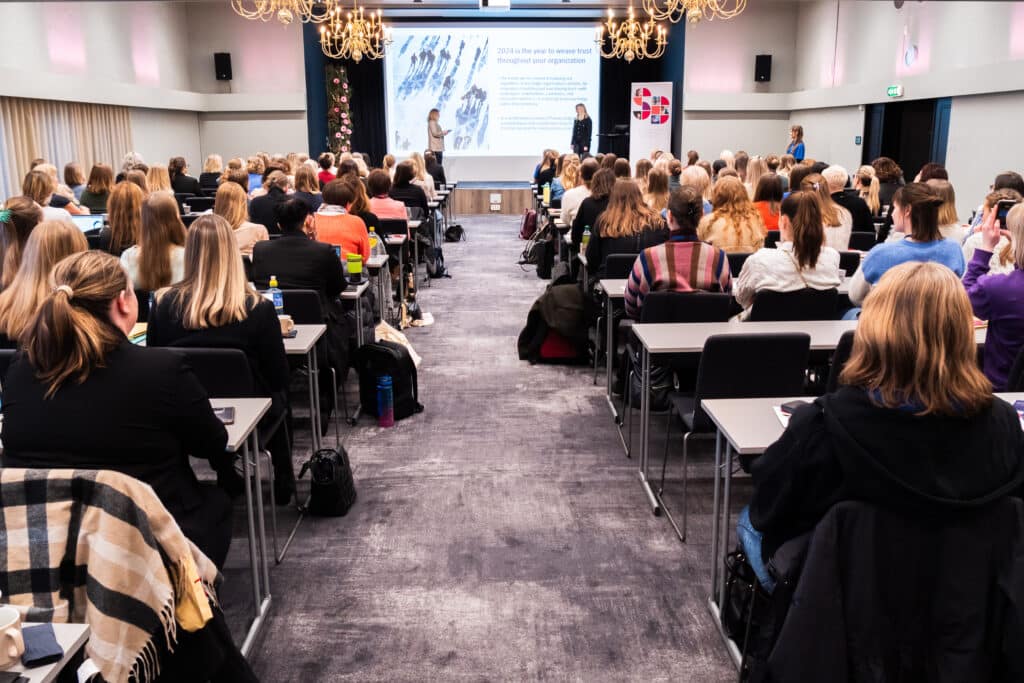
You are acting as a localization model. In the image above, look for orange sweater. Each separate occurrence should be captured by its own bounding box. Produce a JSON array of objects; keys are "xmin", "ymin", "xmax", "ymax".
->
[{"xmin": 313, "ymin": 211, "xmax": 370, "ymax": 262}]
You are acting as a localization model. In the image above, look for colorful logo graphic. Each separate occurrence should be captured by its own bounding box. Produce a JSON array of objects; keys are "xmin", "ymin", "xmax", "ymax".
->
[{"xmin": 632, "ymin": 87, "xmax": 670, "ymax": 125}]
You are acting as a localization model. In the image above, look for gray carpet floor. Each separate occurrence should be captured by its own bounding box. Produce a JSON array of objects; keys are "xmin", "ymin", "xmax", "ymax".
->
[{"xmin": 230, "ymin": 214, "xmax": 738, "ymax": 681}]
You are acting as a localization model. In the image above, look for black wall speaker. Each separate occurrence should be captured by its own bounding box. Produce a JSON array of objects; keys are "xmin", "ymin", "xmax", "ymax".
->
[
  {"xmin": 754, "ymin": 54, "xmax": 772, "ymax": 82},
  {"xmin": 214, "ymin": 52, "xmax": 233, "ymax": 81}
]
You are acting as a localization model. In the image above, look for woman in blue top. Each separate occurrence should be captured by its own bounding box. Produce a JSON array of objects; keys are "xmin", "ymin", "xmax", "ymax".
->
[
  {"xmin": 786, "ymin": 125, "xmax": 805, "ymax": 162},
  {"xmin": 848, "ymin": 182, "xmax": 964, "ymax": 305}
]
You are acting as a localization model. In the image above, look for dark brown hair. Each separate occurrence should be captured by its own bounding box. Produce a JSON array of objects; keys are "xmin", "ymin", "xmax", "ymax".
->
[
  {"xmin": 63, "ymin": 163, "xmax": 85, "ymax": 188},
  {"xmin": 781, "ymin": 191, "xmax": 824, "ymax": 270},
  {"xmin": 367, "ymin": 169, "xmax": 392, "ymax": 196},
  {"xmin": 613, "ymin": 158, "xmax": 631, "ymax": 179},
  {"xmin": 393, "ymin": 161, "xmax": 416, "ymax": 188},
  {"xmin": 872, "ymin": 156, "xmax": 903, "ymax": 184},
  {"xmin": 168, "ymin": 156, "xmax": 187, "ymax": 181},
  {"xmin": 917, "ymin": 162, "xmax": 947, "ymax": 182},
  {"xmin": 589, "ymin": 168, "xmax": 616, "ymax": 201},
  {"xmin": 107, "ymin": 181, "xmax": 145, "ymax": 255},
  {"xmin": 893, "ymin": 182, "xmax": 943, "ymax": 242},
  {"xmin": 322, "ymin": 179, "xmax": 354, "ymax": 206},
  {"xmin": 667, "ymin": 186, "xmax": 703, "ymax": 235}
]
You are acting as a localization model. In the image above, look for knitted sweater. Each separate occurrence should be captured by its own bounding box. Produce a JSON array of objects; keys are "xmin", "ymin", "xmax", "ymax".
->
[{"xmin": 624, "ymin": 234, "xmax": 732, "ymax": 318}]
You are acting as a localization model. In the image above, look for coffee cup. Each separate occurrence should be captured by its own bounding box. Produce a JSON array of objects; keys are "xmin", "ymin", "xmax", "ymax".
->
[
  {"xmin": 0, "ymin": 606, "xmax": 24, "ymax": 670},
  {"xmin": 278, "ymin": 314, "xmax": 294, "ymax": 336}
]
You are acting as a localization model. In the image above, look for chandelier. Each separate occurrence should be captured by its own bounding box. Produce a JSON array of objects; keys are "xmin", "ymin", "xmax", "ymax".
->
[
  {"xmin": 642, "ymin": 0, "xmax": 746, "ymax": 24},
  {"xmin": 231, "ymin": 0, "xmax": 327, "ymax": 24},
  {"xmin": 319, "ymin": 2, "xmax": 393, "ymax": 62},
  {"xmin": 595, "ymin": 6, "xmax": 667, "ymax": 62}
]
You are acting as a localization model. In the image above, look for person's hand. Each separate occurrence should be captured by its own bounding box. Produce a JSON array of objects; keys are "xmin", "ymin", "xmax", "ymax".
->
[{"xmin": 980, "ymin": 206, "xmax": 1009, "ymax": 252}]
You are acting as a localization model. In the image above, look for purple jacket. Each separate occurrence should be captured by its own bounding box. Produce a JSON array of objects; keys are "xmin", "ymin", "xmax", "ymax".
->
[{"xmin": 962, "ymin": 248, "xmax": 1024, "ymax": 390}]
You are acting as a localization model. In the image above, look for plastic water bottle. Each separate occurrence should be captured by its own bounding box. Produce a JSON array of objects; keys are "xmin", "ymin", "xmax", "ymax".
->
[
  {"xmin": 369, "ymin": 227, "xmax": 386, "ymax": 257},
  {"xmin": 267, "ymin": 276, "xmax": 284, "ymax": 314},
  {"xmin": 582, "ymin": 226, "xmax": 591, "ymax": 248},
  {"xmin": 542, "ymin": 183, "xmax": 551, "ymax": 206},
  {"xmin": 377, "ymin": 375, "xmax": 394, "ymax": 427}
]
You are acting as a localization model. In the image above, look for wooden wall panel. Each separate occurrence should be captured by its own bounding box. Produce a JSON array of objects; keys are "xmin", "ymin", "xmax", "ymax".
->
[{"xmin": 451, "ymin": 189, "xmax": 533, "ymax": 216}]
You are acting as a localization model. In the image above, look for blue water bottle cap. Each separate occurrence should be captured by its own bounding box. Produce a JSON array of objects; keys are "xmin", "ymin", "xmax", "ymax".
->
[{"xmin": 377, "ymin": 374, "xmax": 392, "ymax": 388}]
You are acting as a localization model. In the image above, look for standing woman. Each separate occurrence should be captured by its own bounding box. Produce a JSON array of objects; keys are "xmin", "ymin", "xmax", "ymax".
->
[
  {"xmin": 786, "ymin": 125, "xmax": 806, "ymax": 162},
  {"xmin": 427, "ymin": 109, "xmax": 450, "ymax": 164},
  {"xmin": 571, "ymin": 103, "xmax": 593, "ymax": 157}
]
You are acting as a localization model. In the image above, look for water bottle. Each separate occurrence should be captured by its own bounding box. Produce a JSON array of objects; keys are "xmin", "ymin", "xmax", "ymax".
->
[
  {"xmin": 582, "ymin": 226, "xmax": 591, "ymax": 249},
  {"xmin": 346, "ymin": 253, "xmax": 364, "ymax": 284},
  {"xmin": 369, "ymin": 226, "xmax": 385, "ymax": 257},
  {"xmin": 267, "ymin": 276, "xmax": 284, "ymax": 315},
  {"xmin": 377, "ymin": 375, "xmax": 394, "ymax": 428},
  {"xmin": 542, "ymin": 183, "xmax": 551, "ymax": 205}
]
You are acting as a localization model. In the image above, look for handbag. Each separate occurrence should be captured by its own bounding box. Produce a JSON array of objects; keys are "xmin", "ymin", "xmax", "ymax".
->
[
  {"xmin": 722, "ymin": 547, "xmax": 776, "ymax": 682},
  {"xmin": 299, "ymin": 448, "xmax": 357, "ymax": 517}
]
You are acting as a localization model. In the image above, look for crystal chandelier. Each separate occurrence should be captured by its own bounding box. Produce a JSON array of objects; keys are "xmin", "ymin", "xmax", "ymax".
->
[
  {"xmin": 641, "ymin": 0, "xmax": 747, "ymax": 24},
  {"xmin": 319, "ymin": 2, "xmax": 393, "ymax": 63},
  {"xmin": 595, "ymin": 6, "xmax": 667, "ymax": 62},
  {"xmin": 231, "ymin": 0, "xmax": 327, "ymax": 25}
]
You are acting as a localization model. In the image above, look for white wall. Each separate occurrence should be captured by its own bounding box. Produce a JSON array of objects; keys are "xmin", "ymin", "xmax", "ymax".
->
[
  {"xmin": 198, "ymin": 112, "xmax": 309, "ymax": 162},
  {"xmin": 680, "ymin": 111, "xmax": 790, "ymax": 161},
  {"xmin": 787, "ymin": 106, "xmax": 864, "ymax": 173},
  {"xmin": 129, "ymin": 109, "xmax": 202, "ymax": 172}
]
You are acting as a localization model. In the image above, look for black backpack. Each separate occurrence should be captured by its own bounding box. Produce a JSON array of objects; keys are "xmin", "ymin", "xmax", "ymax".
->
[
  {"xmin": 426, "ymin": 246, "xmax": 450, "ymax": 278},
  {"xmin": 444, "ymin": 224, "xmax": 465, "ymax": 242},
  {"xmin": 299, "ymin": 447, "xmax": 357, "ymax": 516},
  {"xmin": 355, "ymin": 340, "xmax": 424, "ymax": 421}
]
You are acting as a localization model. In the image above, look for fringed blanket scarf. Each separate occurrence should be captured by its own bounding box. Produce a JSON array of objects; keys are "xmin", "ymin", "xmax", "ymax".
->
[{"xmin": 0, "ymin": 469, "xmax": 219, "ymax": 683}]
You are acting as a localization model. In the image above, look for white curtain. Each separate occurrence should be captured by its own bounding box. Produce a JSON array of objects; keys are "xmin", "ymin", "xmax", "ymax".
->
[{"xmin": 0, "ymin": 97, "xmax": 133, "ymax": 199}]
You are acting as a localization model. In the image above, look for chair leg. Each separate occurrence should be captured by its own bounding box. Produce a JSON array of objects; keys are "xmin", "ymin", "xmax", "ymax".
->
[
  {"xmin": 658, "ymin": 419, "xmax": 689, "ymax": 542},
  {"xmin": 330, "ymin": 367, "xmax": 342, "ymax": 447},
  {"xmin": 593, "ymin": 316, "xmax": 603, "ymax": 386},
  {"xmin": 659, "ymin": 416, "xmax": 674, "ymax": 494},
  {"xmin": 738, "ymin": 572, "xmax": 761, "ymax": 682},
  {"xmin": 261, "ymin": 448, "xmax": 280, "ymax": 563},
  {"xmin": 625, "ymin": 367, "xmax": 633, "ymax": 458}
]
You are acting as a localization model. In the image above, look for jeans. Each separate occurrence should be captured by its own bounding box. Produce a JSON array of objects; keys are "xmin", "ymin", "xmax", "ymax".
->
[
  {"xmin": 841, "ymin": 307, "xmax": 862, "ymax": 320},
  {"xmin": 737, "ymin": 506, "xmax": 775, "ymax": 593}
]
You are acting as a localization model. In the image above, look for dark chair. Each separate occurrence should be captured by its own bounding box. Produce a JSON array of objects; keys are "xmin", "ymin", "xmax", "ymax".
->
[
  {"xmin": 603, "ymin": 253, "xmax": 638, "ymax": 279},
  {"xmin": 838, "ymin": 251, "xmax": 861, "ymax": 276},
  {"xmin": 1005, "ymin": 343, "xmax": 1024, "ymax": 392},
  {"xmin": 764, "ymin": 231, "xmax": 781, "ymax": 249},
  {"xmin": 0, "ymin": 348, "xmax": 17, "ymax": 385},
  {"xmin": 748, "ymin": 288, "xmax": 839, "ymax": 322},
  {"xmin": 660, "ymin": 333, "xmax": 811, "ymax": 540},
  {"xmin": 186, "ymin": 196, "xmax": 215, "ymax": 213},
  {"xmin": 182, "ymin": 213, "xmax": 201, "ymax": 228},
  {"xmin": 135, "ymin": 289, "xmax": 152, "ymax": 323},
  {"xmin": 86, "ymin": 234, "xmax": 102, "ymax": 250},
  {"xmin": 201, "ymin": 187, "xmax": 219, "ymax": 197},
  {"xmin": 848, "ymin": 231, "xmax": 876, "ymax": 251},
  {"xmin": 825, "ymin": 330, "xmax": 856, "ymax": 393},
  {"xmin": 727, "ymin": 252, "xmax": 752, "ymax": 277},
  {"xmin": 173, "ymin": 193, "xmax": 196, "ymax": 212},
  {"xmin": 377, "ymin": 219, "xmax": 409, "ymax": 237}
]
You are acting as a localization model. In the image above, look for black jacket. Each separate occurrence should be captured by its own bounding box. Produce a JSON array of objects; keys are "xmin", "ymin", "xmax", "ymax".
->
[
  {"xmin": 571, "ymin": 116, "xmax": 593, "ymax": 152},
  {"xmin": 1, "ymin": 340, "xmax": 230, "ymax": 549},
  {"xmin": 584, "ymin": 219, "xmax": 669, "ymax": 280},
  {"xmin": 171, "ymin": 174, "xmax": 202, "ymax": 196},
  {"xmin": 293, "ymin": 190, "xmax": 323, "ymax": 214},
  {"xmin": 97, "ymin": 227, "xmax": 131, "ymax": 256},
  {"xmin": 198, "ymin": 172, "xmax": 220, "ymax": 191},
  {"xmin": 571, "ymin": 195, "xmax": 608, "ymax": 246},
  {"xmin": 249, "ymin": 187, "xmax": 290, "ymax": 235},
  {"xmin": 536, "ymin": 166, "xmax": 556, "ymax": 188},
  {"xmin": 832, "ymin": 189, "xmax": 874, "ymax": 235},
  {"xmin": 389, "ymin": 183, "xmax": 428, "ymax": 218},
  {"xmin": 251, "ymin": 231, "xmax": 345, "ymax": 310},
  {"xmin": 751, "ymin": 387, "xmax": 1024, "ymax": 559},
  {"xmin": 426, "ymin": 162, "xmax": 447, "ymax": 189}
]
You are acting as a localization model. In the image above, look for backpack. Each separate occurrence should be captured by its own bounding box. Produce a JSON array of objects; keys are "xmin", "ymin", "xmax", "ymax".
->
[
  {"xmin": 425, "ymin": 246, "xmax": 450, "ymax": 278},
  {"xmin": 444, "ymin": 224, "xmax": 465, "ymax": 242},
  {"xmin": 355, "ymin": 340, "xmax": 424, "ymax": 421},
  {"xmin": 298, "ymin": 447, "xmax": 357, "ymax": 516},
  {"xmin": 535, "ymin": 239, "xmax": 555, "ymax": 279},
  {"xmin": 519, "ymin": 209, "xmax": 538, "ymax": 240}
]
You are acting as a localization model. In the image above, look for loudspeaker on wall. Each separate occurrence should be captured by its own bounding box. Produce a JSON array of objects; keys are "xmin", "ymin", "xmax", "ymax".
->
[
  {"xmin": 754, "ymin": 54, "xmax": 772, "ymax": 83},
  {"xmin": 214, "ymin": 52, "xmax": 233, "ymax": 81}
]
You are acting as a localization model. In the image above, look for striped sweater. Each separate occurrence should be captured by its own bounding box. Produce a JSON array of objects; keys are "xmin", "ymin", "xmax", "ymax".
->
[{"xmin": 625, "ymin": 235, "xmax": 732, "ymax": 318}]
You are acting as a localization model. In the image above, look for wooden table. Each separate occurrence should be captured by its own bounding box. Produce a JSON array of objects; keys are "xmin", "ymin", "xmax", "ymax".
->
[{"xmin": 7, "ymin": 623, "xmax": 90, "ymax": 683}]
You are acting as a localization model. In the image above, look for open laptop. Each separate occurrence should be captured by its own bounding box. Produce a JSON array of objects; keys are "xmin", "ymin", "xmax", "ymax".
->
[{"xmin": 70, "ymin": 215, "xmax": 105, "ymax": 233}]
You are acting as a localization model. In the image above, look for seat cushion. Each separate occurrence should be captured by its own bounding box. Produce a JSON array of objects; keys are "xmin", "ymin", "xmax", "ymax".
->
[{"xmin": 668, "ymin": 392, "xmax": 697, "ymax": 430}]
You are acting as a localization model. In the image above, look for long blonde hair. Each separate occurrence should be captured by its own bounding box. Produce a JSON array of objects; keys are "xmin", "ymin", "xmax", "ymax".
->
[
  {"xmin": 927, "ymin": 179, "xmax": 958, "ymax": 226},
  {"xmin": 841, "ymin": 261, "xmax": 991, "ymax": 416},
  {"xmin": 855, "ymin": 166, "xmax": 880, "ymax": 215},
  {"xmin": 745, "ymin": 157, "xmax": 769, "ymax": 196},
  {"xmin": 409, "ymin": 152, "xmax": 429, "ymax": 182},
  {"xmin": 294, "ymin": 165, "xmax": 320, "ymax": 194},
  {"xmin": 681, "ymin": 165, "xmax": 711, "ymax": 202},
  {"xmin": 203, "ymin": 154, "xmax": 224, "ymax": 174},
  {"xmin": 159, "ymin": 214, "xmax": 259, "ymax": 329},
  {"xmin": 137, "ymin": 194, "xmax": 186, "ymax": 291},
  {"xmin": 107, "ymin": 182, "xmax": 145, "ymax": 254},
  {"xmin": 801, "ymin": 173, "xmax": 843, "ymax": 227},
  {"xmin": 643, "ymin": 169, "xmax": 670, "ymax": 212},
  {"xmin": 213, "ymin": 182, "xmax": 251, "ymax": 230},
  {"xmin": 0, "ymin": 221, "xmax": 88, "ymax": 343},
  {"xmin": 559, "ymin": 158, "xmax": 581, "ymax": 191},
  {"xmin": 598, "ymin": 179, "xmax": 662, "ymax": 239},
  {"xmin": 147, "ymin": 165, "xmax": 172, "ymax": 193}
]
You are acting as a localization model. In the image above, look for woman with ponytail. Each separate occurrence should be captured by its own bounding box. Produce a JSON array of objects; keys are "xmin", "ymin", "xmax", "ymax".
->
[
  {"xmin": 2, "ymin": 251, "xmax": 238, "ymax": 567},
  {"xmin": 854, "ymin": 166, "xmax": 881, "ymax": 216},
  {"xmin": 0, "ymin": 196, "xmax": 42, "ymax": 289},
  {"xmin": 848, "ymin": 182, "xmax": 964, "ymax": 306},
  {"xmin": 0, "ymin": 220, "xmax": 87, "ymax": 347},
  {"xmin": 734, "ymin": 191, "xmax": 841, "ymax": 318}
]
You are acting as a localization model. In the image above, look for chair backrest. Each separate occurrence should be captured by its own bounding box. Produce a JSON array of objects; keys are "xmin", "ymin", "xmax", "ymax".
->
[
  {"xmin": 764, "ymin": 231, "xmax": 781, "ymax": 249},
  {"xmin": 0, "ymin": 348, "xmax": 16, "ymax": 385},
  {"xmin": 692, "ymin": 333, "xmax": 810, "ymax": 430},
  {"xmin": 186, "ymin": 196, "xmax": 215, "ymax": 212},
  {"xmin": 1006, "ymin": 343, "xmax": 1024, "ymax": 392},
  {"xmin": 134, "ymin": 289, "xmax": 152, "ymax": 323},
  {"xmin": 167, "ymin": 348, "xmax": 255, "ymax": 398},
  {"xmin": 378, "ymin": 219, "xmax": 408, "ymax": 237},
  {"xmin": 748, "ymin": 288, "xmax": 839, "ymax": 322},
  {"xmin": 825, "ymin": 329, "xmax": 856, "ymax": 393},
  {"xmin": 838, "ymin": 251, "xmax": 861, "ymax": 276},
  {"xmin": 640, "ymin": 291, "xmax": 733, "ymax": 324},
  {"xmin": 182, "ymin": 213, "xmax": 201, "ymax": 228},
  {"xmin": 848, "ymin": 231, "xmax": 876, "ymax": 251},
  {"xmin": 604, "ymin": 253, "xmax": 638, "ymax": 278},
  {"xmin": 86, "ymin": 234, "xmax": 102, "ymax": 250},
  {"xmin": 727, "ymin": 252, "xmax": 752, "ymax": 277},
  {"xmin": 281, "ymin": 289, "xmax": 323, "ymax": 324}
]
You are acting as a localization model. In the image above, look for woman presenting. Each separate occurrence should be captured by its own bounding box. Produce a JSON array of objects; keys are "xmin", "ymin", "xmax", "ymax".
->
[
  {"xmin": 427, "ymin": 109, "xmax": 450, "ymax": 163},
  {"xmin": 786, "ymin": 125, "xmax": 805, "ymax": 162},
  {"xmin": 571, "ymin": 103, "xmax": 593, "ymax": 157}
]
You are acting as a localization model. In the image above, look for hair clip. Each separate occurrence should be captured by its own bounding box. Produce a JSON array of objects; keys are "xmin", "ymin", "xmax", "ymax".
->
[
  {"xmin": 0, "ymin": 209, "xmax": 10, "ymax": 223},
  {"xmin": 54, "ymin": 285, "xmax": 73, "ymax": 298}
]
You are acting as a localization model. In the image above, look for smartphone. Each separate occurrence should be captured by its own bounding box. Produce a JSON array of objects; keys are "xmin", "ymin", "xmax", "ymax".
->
[
  {"xmin": 213, "ymin": 406, "xmax": 236, "ymax": 425},
  {"xmin": 779, "ymin": 399, "xmax": 810, "ymax": 415},
  {"xmin": 333, "ymin": 245, "xmax": 342, "ymax": 259},
  {"xmin": 996, "ymin": 199, "xmax": 1021, "ymax": 229}
]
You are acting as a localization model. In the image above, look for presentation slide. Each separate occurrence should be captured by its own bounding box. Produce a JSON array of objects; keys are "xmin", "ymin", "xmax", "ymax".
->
[{"xmin": 384, "ymin": 25, "xmax": 600, "ymax": 158}]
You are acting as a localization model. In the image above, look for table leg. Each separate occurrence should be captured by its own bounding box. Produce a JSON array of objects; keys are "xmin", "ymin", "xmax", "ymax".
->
[
  {"xmin": 604, "ymin": 294, "xmax": 619, "ymax": 421},
  {"xmin": 250, "ymin": 431, "xmax": 271, "ymax": 595},
  {"xmin": 239, "ymin": 437, "xmax": 271, "ymax": 658},
  {"xmin": 355, "ymin": 291, "xmax": 365, "ymax": 347},
  {"xmin": 718, "ymin": 442, "xmax": 734, "ymax": 608},
  {"xmin": 638, "ymin": 346, "xmax": 660, "ymax": 514},
  {"xmin": 413, "ymin": 229, "xmax": 420, "ymax": 291},
  {"xmin": 375, "ymin": 268, "xmax": 386, "ymax": 324},
  {"xmin": 710, "ymin": 429, "xmax": 723, "ymax": 597},
  {"xmin": 308, "ymin": 348, "xmax": 322, "ymax": 453}
]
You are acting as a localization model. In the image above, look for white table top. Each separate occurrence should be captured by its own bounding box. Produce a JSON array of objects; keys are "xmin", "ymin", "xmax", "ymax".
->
[
  {"xmin": 427, "ymin": 201, "xmax": 439, "ymax": 208},
  {"xmin": 340, "ymin": 281, "xmax": 369, "ymax": 299},
  {"xmin": 211, "ymin": 397, "xmax": 271, "ymax": 452},
  {"xmin": 407, "ymin": 220, "xmax": 422, "ymax": 229},
  {"xmin": 284, "ymin": 323, "xmax": 326, "ymax": 355},
  {"xmin": 703, "ymin": 392, "xmax": 1024, "ymax": 456},
  {"xmin": 385, "ymin": 235, "xmax": 407, "ymax": 246},
  {"xmin": 366, "ymin": 254, "xmax": 388, "ymax": 268},
  {"xmin": 8, "ymin": 622, "xmax": 90, "ymax": 683},
  {"xmin": 555, "ymin": 219, "xmax": 567, "ymax": 229},
  {"xmin": 633, "ymin": 320, "xmax": 859, "ymax": 353},
  {"xmin": 598, "ymin": 279, "xmax": 627, "ymax": 300}
]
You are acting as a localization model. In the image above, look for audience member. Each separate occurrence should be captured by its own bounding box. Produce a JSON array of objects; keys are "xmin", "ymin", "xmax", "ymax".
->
[
  {"xmin": 341, "ymin": 175, "xmax": 380, "ymax": 233},
  {"xmin": 313, "ymin": 180, "xmax": 370, "ymax": 262},
  {"xmin": 600, "ymin": 153, "xmax": 618, "ymax": 171},
  {"xmin": 222, "ymin": 167, "xmax": 249, "ymax": 193},
  {"xmin": 409, "ymin": 153, "xmax": 437, "ymax": 201},
  {"xmin": 871, "ymin": 156, "xmax": 904, "ymax": 211},
  {"xmin": 22, "ymin": 170, "xmax": 71, "ymax": 222},
  {"xmin": 199, "ymin": 154, "xmax": 223, "ymax": 190},
  {"xmin": 125, "ymin": 169, "xmax": 149, "ymax": 195},
  {"xmin": 116, "ymin": 151, "xmax": 144, "ymax": 183},
  {"xmin": 680, "ymin": 165, "xmax": 713, "ymax": 214},
  {"xmin": 571, "ymin": 168, "xmax": 615, "ymax": 246},
  {"xmin": 293, "ymin": 165, "xmax": 324, "ymax": 213},
  {"xmin": 624, "ymin": 186, "xmax": 731, "ymax": 319},
  {"xmin": 961, "ymin": 189, "xmax": 1022, "ymax": 276},
  {"xmin": 848, "ymin": 183, "xmax": 964, "ymax": 305},
  {"xmin": 382, "ymin": 154, "xmax": 397, "ymax": 179},
  {"xmin": 148, "ymin": 214, "xmax": 295, "ymax": 503},
  {"xmin": 147, "ymin": 165, "xmax": 174, "ymax": 196},
  {"xmin": 63, "ymin": 162, "xmax": 87, "ymax": 201},
  {"xmin": 612, "ymin": 158, "xmax": 631, "ymax": 180},
  {"xmin": 685, "ymin": 150, "xmax": 699, "ymax": 166},
  {"xmin": 367, "ymin": 170, "xmax": 408, "ymax": 220},
  {"xmin": 2, "ymin": 250, "xmax": 237, "ymax": 567},
  {"xmin": 823, "ymin": 165, "xmax": 873, "ymax": 234},
  {"xmin": 0, "ymin": 220, "xmax": 87, "ymax": 347},
  {"xmin": 0, "ymin": 197, "xmax": 42, "ymax": 289},
  {"xmin": 968, "ymin": 172, "xmax": 1024, "ymax": 231},
  {"xmin": 424, "ymin": 151, "xmax": 447, "ymax": 189},
  {"xmin": 584, "ymin": 179, "xmax": 668, "ymax": 281},
  {"xmin": 535, "ymin": 150, "xmax": 558, "ymax": 186},
  {"xmin": 643, "ymin": 169, "xmax": 670, "ymax": 212},
  {"xmin": 915, "ymin": 162, "xmax": 948, "ymax": 183},
  {"xmin": 734, "ymin": 151, "xmax": 750, "ymax": 183},
  {"xmin": 34, "ymin": 164, "xmax": 86, "ymax": 215},
  {"xmin": 120, "ymin": 193, "xmax": 186, "ymax": 291},
  {"xmin": 168, "ymin": 157, "xmax": 201, "ymax": 196},
  {"xmin": 802, "ymin": 173, "xmax": 853, "ymax": 250},
  {"xmin": 752, "ymin": 174, "xmax": 783, "ymax": 232},
  {"xmin": 744, "ymin": 157, "xmax": 768, "ymax": 198},
  {"xmin": 562, "ymin": 158, "xmax": 596, "ymax": 228},
  {"xmin": 76, "ymin": 164, "xmax": 113, "ymax": 213},
  {"xmin": 99, "ymin": 181, "xmax": 144, "ymax": 256},
  {"xmin": 698, "ymin": 176, "xmax": 766, "ymax": 253},
  {"xmin": 249, "ymin": 171, "xmax": 291, "ymax": 234},
  {"xmin": 734, "ymin": 191, "xmax": 841, "ymax": 318},
  {"xmin": 389, "ymin": 161, "xmax": 429, "ymax": 217},
  {"xmin": 634, "ymin": 159, "xmax": 653, "ymax": 193},
  {"xmin": 551, "ymin": 155, "xmax": 580, "ymax": 202},
  {"xmin": 853, "ymin": 165, "xmax": 881, "ymax": 216},
  {"xmin": 248, "ymin": 156, "xmax": 267, "ymax": 193},
  {"xmin": 213, "ymin": 182, "xmax": 269, "ymax": 258},
  {"xmin": 786, "ymin": 164, "xmax": 813, "ymax": 196},
  {"xmin": 926, "ymin": 179, "xmax": 965, "ymax": 243}
]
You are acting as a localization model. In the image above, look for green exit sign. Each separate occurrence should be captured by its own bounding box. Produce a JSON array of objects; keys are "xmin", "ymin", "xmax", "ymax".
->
[{"xmin": 887, "ymin": 84, "xmax": 904, "ymax": 98}]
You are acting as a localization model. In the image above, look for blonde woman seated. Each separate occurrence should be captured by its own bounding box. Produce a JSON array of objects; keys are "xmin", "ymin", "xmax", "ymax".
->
[
  {"xmin": 854, "ymin": 166, "xmax": 881, "ymax": 216},
  {"xmin": 960, "ymin": 189, "xmax": 1021, "ymax": 276},
  {"xmin": 199, "ymin": 154, "xmax": 223, "ymax": 190},
  {"xmin": 801, "ymin": 173, "xmax": 852, "ymax": 251},
  {"xmin": 21, "ymin": 170, "xmax": 71, "ymax": 222},
  {"xmin": 37, "ymin": 163, "xmax": 88, "ymax": 215},
  {"xmin": 409, "ymin": 152, "xmax": 437, "ymax": 201},
  {"xmin": 550, "ymin": 155, "xmax": 580, "ymax": 202},
  {"xmin": 734, "ymin": 192, "xmax": 841, "ymax": 319},
  {"xmin": 120, "ymin": 194, "xmax": 186, "ymax": 291},
  {"xmin": 146, "ymin": 165, "xmax": 174, "ymax": 197},
  {"xmin": 214, "ymin": 182, "xmax": 269, "ymax": 257},
  {"xmin": 0, "ymin": 220, "xmax": 88, "ymax": 348},
  {"xmin": 928, "ymin": 179, "xmax": 966, "ymax": 244},
  {"xmin": 698, "ymin": 176, "xmax": 766, "ymax": 253},
  {"xmin": 643, "ymin": 169, "xmax": 670, "ymax": 213}
]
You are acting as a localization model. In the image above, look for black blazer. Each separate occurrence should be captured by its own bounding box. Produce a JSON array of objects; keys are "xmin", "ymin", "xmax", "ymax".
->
[
  {"xmin": 832, "ymin": 190, "xmax": 874, "ymax": 234},
  {"xmin": 171, "ymin": 174, "xmax": 202, "ymax": 196},
  {"xmin": 293, "ymin": 191, "xmax": 323, "ymax": 214},
  {"xmin": 389, "ymin": 184, "xmax": 428, "ymax": 217},
  {"xmin": 353, "ymin": 210, "xmax": 381, "ymax": 233},
  {"xmin": 198, "ymin": 172, "xmax": 220, "ymax": 190},
  {"xmin": 426, "ymin": 163, "xmax": 447, "ymax": 189},
  {"xmin": 147, "ymin": 293, "xmax": 289, "ymax": 397},
  {"xmin": 249, "ymin": 187, "xmax": 290, "ymax": 235},
  {"xmin": 251, "ymin": 231, "xmax": 345, "ymax": 310},
  {"xmin": 571, "ymin": 116, "xmax": 593, "ymax": 151},
  {"xmin": 571, "ymin": 195, "xmax": 608, "ymax": 246},
  {"xmin": 1, "ymin": 340, "xmax": 230, "ymax": 534},
  {"xmin": 585, "ymin": 219, "xmax": 669, "ymax": 279}
]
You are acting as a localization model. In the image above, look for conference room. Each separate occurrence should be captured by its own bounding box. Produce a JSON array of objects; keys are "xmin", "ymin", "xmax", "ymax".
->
[{"xmin": 0, "ymin": 0, "xmax": 1023, "ymax": 680}]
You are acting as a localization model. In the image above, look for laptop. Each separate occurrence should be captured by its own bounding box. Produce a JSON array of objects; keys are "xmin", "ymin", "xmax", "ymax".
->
[{"xmin": 70, "ymin": 215, "xmax": 105, "ymax": 233}]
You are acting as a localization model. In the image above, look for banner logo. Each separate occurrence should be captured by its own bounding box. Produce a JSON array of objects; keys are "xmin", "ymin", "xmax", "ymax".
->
[{"xmin": 632, "ymin": 87, "xmax": 670, "ymax": 125}]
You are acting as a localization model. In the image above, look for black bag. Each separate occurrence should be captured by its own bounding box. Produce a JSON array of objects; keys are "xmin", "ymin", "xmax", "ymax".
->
[
  {"xmin": 299, "ymin": 447, "xmax": 356, "ymax": 517},
  {"xmin": 355, "ymin": 340, "xmax": 424, "ymax": 420},
  {"xmin": 444, "ymin": 224, "xmax": 465, "ymax": 242},
  {"xmin": 426, "ymin": 246, "xmax": 450, "ymax": 278},
  {"xmin": 536, "ymin": 239, "xmax": 555, "ymax": 279},
  {"xmin": 721, "ymin": 547, "xmax": 776, "ymax": 682}
]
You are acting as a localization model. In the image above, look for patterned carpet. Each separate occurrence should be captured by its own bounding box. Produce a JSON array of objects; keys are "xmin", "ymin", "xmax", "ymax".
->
[{"xmin": 224, "ymin": 214, "xmax": 738, "ymax": 681}]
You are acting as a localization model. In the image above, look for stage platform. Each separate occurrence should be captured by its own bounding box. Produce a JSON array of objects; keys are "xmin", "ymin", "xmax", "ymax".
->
[{"xmin": 450, "ymin": 181, "xmax": 533, "ymax": 215}]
